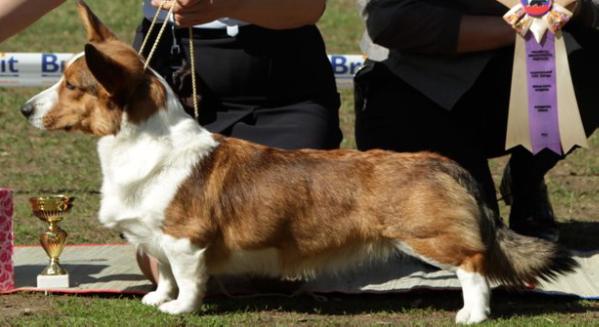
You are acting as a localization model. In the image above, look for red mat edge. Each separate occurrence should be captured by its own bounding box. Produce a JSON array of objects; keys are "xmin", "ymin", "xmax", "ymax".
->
[{"xmin": 1, "ymin": 288, "xmax": 147, "ymax": 295}]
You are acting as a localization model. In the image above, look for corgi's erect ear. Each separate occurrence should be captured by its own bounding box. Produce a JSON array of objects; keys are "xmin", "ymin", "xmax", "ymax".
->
[
  {"xmin": 84, "ymin": 43, "xmax": 144, "ymax": 99},
  {"xmin": 77, "ymin": 0, "xmax": 116, "ymax": 43}
]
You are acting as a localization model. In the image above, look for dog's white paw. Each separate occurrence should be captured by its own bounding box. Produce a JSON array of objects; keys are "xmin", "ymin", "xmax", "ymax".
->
[
  {"xmin": 456, "ymin": 307, "xmax": 471, "ymax": 324},
  {"xmin": 158, "ymin": 300, "xmax": 197, "ymax": 315},
  {"xmin": 142, "ymin": 291, "xmax": 174, "ymax": 307},
  {"xmin": 455, "ymin": 307, "xmax": 489, "ymax": 325}
]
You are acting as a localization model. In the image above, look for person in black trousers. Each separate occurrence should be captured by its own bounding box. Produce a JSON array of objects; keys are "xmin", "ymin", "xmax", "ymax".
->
[
  {"xmin": 135, "ymin": 0, "xmax": 342, "ymax": 151},
  {"xmin": 356, "ymin": 0, "xmax": 599, "ymax": 241}
]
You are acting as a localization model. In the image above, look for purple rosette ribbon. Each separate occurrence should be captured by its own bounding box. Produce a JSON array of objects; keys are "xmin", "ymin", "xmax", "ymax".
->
[
  {"xmin": 498, "ymin": 0, "xmax": 588, "ymax": 155},
  {"xmin": 525, "ymin": 33, "xmax": 561, "ymax": 154}
]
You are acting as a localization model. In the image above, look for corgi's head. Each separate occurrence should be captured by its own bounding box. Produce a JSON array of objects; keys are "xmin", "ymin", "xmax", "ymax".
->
[{"xmin": 21, "ymin": 0, "xmax": 166, "ymax": 136}]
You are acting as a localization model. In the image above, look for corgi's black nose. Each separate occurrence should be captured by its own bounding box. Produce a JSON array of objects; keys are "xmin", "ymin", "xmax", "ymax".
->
[{"xmin": 21, "ymin": 103, "xmax": 34, "ymax": 118}]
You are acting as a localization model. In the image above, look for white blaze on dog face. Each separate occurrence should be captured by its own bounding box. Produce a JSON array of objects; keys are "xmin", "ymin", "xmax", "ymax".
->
[{"xmin": 23, "ymin": 76, "xmax": 64, "ymax": 130}]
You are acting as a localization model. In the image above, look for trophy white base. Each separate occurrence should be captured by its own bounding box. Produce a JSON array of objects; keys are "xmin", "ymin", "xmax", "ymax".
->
[{"xmin": 37, "ymin": 274, "xmax": 70, "ymax": 289}]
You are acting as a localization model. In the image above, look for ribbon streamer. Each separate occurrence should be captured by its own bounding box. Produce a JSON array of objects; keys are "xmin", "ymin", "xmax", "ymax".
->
[{"xmin": 499, "ymin": 0, "xmax": 588, "ymax": 155}]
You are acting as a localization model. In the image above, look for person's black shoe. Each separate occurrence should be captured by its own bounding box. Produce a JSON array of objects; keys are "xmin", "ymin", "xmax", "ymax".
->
[
  {"xmin": 509, "ymin": 214, "xmax": 559, "ymax": 242},
  {"xmin": 500, "ymin": 165, "xmax": 560, "ymax": 242}
]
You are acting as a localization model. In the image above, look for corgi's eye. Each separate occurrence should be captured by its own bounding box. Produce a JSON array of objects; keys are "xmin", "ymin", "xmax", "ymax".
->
[{"xmin": 65, "ymin": 81, "xmax": 76, "ymax": 90}]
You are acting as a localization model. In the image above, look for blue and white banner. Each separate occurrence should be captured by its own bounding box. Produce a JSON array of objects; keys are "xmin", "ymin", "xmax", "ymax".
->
[
  {"xmin": 0, "ymin": 53, "xmax": 364, "ymax": 89},
  {"xmin": 0, "ymin": 53, "xmax": 74, "ymax": 87},
  {"xmin": 327, "ymin": 54, "xmax": 365, "ymax": 89}
]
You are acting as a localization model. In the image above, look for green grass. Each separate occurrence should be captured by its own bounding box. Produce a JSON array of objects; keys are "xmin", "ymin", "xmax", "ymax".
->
[
  {"xmin": 0, "ymin": 0, "xmax": 597, "ymax": 325},
  {"xmin": 1, "ymin": 292, "xmax": 598, "ymax": 326}
]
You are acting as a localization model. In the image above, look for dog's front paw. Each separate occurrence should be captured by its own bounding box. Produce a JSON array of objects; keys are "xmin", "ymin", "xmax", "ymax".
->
[
  {"xmin": 158, "ymin": 300, "xmax": 198, "ymax": 315},
  {"xmin": 456, "ymin": 307, "xmax": 472, "ymax": 324},
  {"xmin": 142, "ymin": 291, "xmax": 174, "ymax": 307},
  {"xmin": 455, "ymin": 307, "xmax": 488, "ymax": 325}
]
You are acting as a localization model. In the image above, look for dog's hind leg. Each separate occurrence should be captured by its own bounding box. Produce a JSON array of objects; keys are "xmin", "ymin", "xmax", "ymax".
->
[
  {"xmin": 158, "ymin": 236, "xmax": 208, "ymax": 315},
  {"xmin": 455, "ymin": 254, "xmax": 491, "ymax": 325},
  {"xmin": 142, "ymin": 259, "xmax": 178, "ymax": 307},
  {"xmin": 392, "ymin": 238, "xmax": 491, "ymax": 324}
]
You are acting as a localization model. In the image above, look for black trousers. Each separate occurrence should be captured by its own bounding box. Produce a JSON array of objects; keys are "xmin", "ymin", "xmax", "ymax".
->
[
  {"xmin": 134, "ymin": 20, "xmax": 342, "ymax": 150},
  {"xmin": 355, "ymin": 47, "xmax": 599, "ymax": 212}
]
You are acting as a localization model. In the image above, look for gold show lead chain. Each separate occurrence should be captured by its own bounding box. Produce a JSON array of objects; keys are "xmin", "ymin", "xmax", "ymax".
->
[
  {"xmin": 188, "ymin": 27, "xmax": 199, "ymax": 119},
  {"xmin": 139, "ymin": 0, "xmax": 200, "ymax": 119},
  {"xmin": 137, "ymin": 0, "xmax": 166, "ymax": 56},
  {"xmin": 139, "ymin": 1, "xmax": 176, "ymax": 70}
]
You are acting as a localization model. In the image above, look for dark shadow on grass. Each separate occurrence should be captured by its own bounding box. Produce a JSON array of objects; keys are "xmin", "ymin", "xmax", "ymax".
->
[
  {"xmin": 490, "ymin": 290, "xmax": 599, "ymax": 319},
  {"xmin": 52, "ymin": 287, "xmax": 599, "ymax": 321},
  {"xmin": 57, "ymin": 281, "xmax": 598, "ymax": 321},
  {"xmin": 197, "ymin": 289, "xmax": 598, "ymax": 318},
  {"xmin": 203, "ymin": 290, "xmax": 460, "ymax": 315}
]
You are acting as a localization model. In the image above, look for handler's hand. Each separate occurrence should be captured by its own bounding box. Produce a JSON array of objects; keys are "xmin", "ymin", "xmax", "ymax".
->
[
  {"xmin": 151, "ymin": 0, "xmax": 241, "ymax": 26},
  {"xmin": 152, "ymin": 0, "xmax": 326, "ymax": 30}
]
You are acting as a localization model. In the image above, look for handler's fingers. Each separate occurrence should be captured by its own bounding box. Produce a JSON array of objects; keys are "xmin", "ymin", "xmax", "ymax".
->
[
  {"xmin": 174, "ymin": 13, "xmax": 192, "ymax": 27},
  {"xmin": 152, "ymin": 0, "xmax": 210, "ymax": 13},
  {"xmin": 174, "ymin": 5, "xmax": 214, "ymax": 16},
  {"xmin": 177, "ymin": 0, "xmax": 198, "ymax": 6},
  {"xmin": 151, "ymin": 0, "xmax": 183, "ymax": 12}
]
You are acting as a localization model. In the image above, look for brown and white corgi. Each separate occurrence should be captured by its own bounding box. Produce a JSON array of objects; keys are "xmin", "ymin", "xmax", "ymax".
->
[{"xmin": 21, "ymin": 1, "xmax": 577, "ymax": 324}]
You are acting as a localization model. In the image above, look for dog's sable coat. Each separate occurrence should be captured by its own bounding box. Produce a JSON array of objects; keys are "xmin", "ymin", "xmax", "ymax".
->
[{"xmin": 21, "ymin": 1, "xmax": 577, "ymax": 324}]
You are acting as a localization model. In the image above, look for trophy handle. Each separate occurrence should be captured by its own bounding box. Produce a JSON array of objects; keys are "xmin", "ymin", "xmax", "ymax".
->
[{"xmin": 58, "ymin": 196, "xmax": 75, "ymax": 212}]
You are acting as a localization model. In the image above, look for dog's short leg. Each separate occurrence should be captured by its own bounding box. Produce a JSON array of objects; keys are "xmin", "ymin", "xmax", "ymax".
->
[
  {"xmin": 158, "ymin": 238, "xmax": 207, "ymax": 315},
  {"xmin": 455, "ymin": 268, "xmax": 491, "ymax": 324},
  {"xmin": 142, "ymin": 260, "xmax": 178, "ymax": 307}
]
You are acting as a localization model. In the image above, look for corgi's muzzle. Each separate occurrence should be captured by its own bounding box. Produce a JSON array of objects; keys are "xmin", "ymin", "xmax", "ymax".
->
[
  {"xmin": 20, "ymin": 99, "xmax": 46, "ymax": 130},
  {"xmin": 20, "ymin": 102, "xmax": 34, "ymax": 118},
  {"xmin": 20, "ymin": 80, "xmax": 61, "ymax": 130}
]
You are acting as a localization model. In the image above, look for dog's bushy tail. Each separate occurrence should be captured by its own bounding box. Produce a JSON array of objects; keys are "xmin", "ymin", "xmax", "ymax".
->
[
  {"xmin": 431, "ymin": 156, "xmax": 578, "ymax": 287},
  {"xmin": 484, "ymin": 212, "xmax": 578, "ymax": 287}
]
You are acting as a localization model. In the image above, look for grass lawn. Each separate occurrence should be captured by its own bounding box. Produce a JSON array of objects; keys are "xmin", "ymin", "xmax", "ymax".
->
[{"xmin": 0, "ymin": 0, "xmax": 597, "ymax": 325}]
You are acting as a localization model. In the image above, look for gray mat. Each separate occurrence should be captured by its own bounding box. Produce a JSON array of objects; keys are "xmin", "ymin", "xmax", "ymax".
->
[
  {"xmin": 9, "ymin": 244, "xmax": 599, "ymax": 299},
  {"xmin": 13, "ymin": 244, "xmax": 152, "ymax": 294}
]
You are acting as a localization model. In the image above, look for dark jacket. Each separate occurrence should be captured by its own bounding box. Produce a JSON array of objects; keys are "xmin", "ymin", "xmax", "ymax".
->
[{"xmin": 360, "ymin": 0, "xmax": 599, "ymax": 109}]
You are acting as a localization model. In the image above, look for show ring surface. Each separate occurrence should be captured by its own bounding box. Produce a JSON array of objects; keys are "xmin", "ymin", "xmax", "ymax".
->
[{"xmin": 4, "ymin": 244, "xmax": 599, "ymax": 299}]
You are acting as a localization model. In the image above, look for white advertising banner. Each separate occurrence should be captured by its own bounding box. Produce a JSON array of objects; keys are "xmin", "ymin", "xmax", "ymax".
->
[
  {"xmin": 0, "ymin": 53, "xmax": 75, "ymax": 87},
  {"xmin": 0, "ymin": 53, "xmax": 364, "ymax": 89},
  {"xmin": 327, "ymin": 54, "xmax": 365, "ymax": 89}
]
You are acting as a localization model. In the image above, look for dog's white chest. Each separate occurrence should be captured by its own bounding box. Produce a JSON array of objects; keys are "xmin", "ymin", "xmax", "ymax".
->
[{"xmin": 96, "ymin": 134, "xmax": 209, "ymax": 229}]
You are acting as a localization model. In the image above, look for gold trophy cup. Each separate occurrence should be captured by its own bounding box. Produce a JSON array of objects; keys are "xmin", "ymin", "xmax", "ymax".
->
[{"xmin": 29, "ymin": 195, "xmax": 73, "ymax": 288}]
